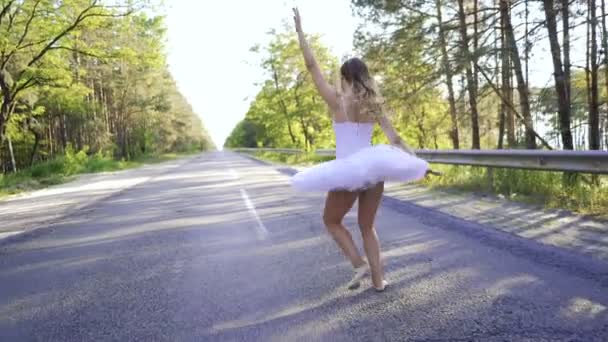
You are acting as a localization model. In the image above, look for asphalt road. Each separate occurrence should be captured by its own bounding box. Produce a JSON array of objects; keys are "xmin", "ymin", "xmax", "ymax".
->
[{"xmin": 1, "ymin": 151, "xmax": 607, "ymax": 341}]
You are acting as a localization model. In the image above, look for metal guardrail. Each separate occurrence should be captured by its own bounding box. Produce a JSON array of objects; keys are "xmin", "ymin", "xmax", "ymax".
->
[
  {"xmin": 234, "ymin": 147, "xmax": 303, "ymax": 154},
  {"xmin": 231, "ymin": 147, "xmax": 608, "ymax": 174}
]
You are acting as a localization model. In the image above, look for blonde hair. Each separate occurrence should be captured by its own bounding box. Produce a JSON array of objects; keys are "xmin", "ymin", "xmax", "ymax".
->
[
  {"xmin": 337, "ymin": 58, "xmax": 388, "ymax": 122},
  {"xmin": 353, "ymin": 77, "xmax": 385, "ymax": 122}
]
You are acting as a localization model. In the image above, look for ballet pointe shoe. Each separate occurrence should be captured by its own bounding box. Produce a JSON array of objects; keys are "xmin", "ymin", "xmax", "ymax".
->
[
  {"xmin": 373, "ymin": 280, "xmax": 389, "ymax": 292},
  {"xmin": 347, "ymin": 263, "xmax": 369, "ymax": 290}
]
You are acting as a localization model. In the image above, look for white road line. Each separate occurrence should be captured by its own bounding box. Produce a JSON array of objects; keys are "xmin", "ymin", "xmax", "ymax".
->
[
  {"xmin": 240, "ymin": 189, "xmax": 269, "ymax": 240},
  {"xmin": 228, "ymin": 168, "xmax": 239, "ymax": 180},
  {"xmin": 0, "ymin": 231, "xmax": 24, "ymax": 241}
]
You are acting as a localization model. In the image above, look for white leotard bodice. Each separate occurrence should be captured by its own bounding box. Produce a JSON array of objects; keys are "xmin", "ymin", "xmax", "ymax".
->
[{"xmin": 333, "ymin": 121, "xmax": 374, "ymax": 159}]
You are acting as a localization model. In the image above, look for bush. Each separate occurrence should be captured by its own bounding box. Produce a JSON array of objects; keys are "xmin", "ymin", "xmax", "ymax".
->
[
  {"xmin": 64, "ymin": 144, "xmax": 89, "ymax": 176},
  {"xmin": 29, "ymin": 159, "xmax": 65, "ymax": 178}
]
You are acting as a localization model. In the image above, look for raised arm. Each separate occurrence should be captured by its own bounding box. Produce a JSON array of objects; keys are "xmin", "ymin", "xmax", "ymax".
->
[{"xmin": 292, "ymin": 8, "xmax": 339, "ymax": 112}]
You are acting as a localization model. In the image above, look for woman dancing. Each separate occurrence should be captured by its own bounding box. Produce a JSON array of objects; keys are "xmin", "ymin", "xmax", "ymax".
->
[{"xmin": 291, "ymin": 8, "xmax": 431, "ymax": 291}]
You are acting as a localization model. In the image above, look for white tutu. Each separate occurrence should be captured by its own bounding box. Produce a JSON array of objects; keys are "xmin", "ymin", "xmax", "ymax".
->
[{"xmin": 291, "ymin": 144, "xmax": 429, "ymax": 192}]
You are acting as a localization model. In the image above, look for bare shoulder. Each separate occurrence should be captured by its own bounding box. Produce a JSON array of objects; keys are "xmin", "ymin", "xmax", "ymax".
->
[{"xmin": 357, "ymin": 96, "xmax": 386, "ymax": 122}]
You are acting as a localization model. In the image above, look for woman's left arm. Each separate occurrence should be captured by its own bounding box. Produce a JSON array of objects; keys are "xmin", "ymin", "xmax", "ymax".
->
[
  {"xmin": 376, "ymin": 113, "xmax": 417, "ymax": 156},
  {"xmin": 366, "ymin": 86, "xmax": 416, "ymax": 156},
  {"xmin": 293, "ymin": 8, "xmax": 340, "ymax": 112}
]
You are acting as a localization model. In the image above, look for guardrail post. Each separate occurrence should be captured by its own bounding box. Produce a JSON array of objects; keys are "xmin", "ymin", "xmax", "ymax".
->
[{"xmin": 487, "ymin": 167, "xmax": 494, "ymax": 192}]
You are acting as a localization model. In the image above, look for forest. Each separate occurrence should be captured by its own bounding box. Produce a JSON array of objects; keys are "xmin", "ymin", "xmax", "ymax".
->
[{"xmin": 0, "ymin": 0, "xmax": 213, "ymax": 194}]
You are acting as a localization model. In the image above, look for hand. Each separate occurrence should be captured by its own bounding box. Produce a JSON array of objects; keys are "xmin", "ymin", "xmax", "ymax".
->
[
  {"xmin": 293, "ymin": 7, "xmax": 302, "ymax": 33},
  {"xmin": 426, "ymin": 169, "xmax": 443, "ymax": 177}
]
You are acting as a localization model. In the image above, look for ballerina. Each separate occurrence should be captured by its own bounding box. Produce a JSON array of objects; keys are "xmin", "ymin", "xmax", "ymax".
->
[{"xmin": 291, "ymin": 7, "xmax": 432, "ymax": 291}]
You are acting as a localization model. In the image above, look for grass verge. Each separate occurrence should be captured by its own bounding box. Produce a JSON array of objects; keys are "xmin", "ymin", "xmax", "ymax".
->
[{"xmin": 0, "ymin": 151, "xmax": 198, "ymax": 198}]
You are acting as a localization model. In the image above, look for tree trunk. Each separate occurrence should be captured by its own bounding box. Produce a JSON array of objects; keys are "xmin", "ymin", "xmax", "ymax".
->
[
  {"xmin": 586, "ymin": 8, "xmax": 592, "ymax": 147},
  {"xmin": 562, "ymin": 0, "xmax": 571, "ymax": 110},
  {"xmin": 457, "ymin": 0, "xmax": 481, "ymax": 149},
  {"xmin": 30, "ymin": 132, "xmax": 41, "ymax": 166},
  {"xmin": 106, "ymin": 87, "xmax": 114, "ymax": 134},
  {"xmin": 500, "ymin": 0, "xmax": 516, "ymax": 146},
  {"xmin": 605, "ymin": 120, "xmax": 608, "ymax": 150},
  {"xmin": 0, "ymin": 94, "xmax": 16, "ymax": 172},
  {"xmin": 498, "ymin": 101, "xmax": 506, "ymax": 149},
  {"xmin": 48, "ymin": 118, "xmax": 54, "ymax": 157},
  {"xmin": 120, "ymin": 126, "xmax": 128, "ymax": 160},
  {"xmin": 589, "ymin": 0, "xmax": 600, "ymax": 150},
  {"xmin": 601, "ymin": 0, "xmax": 608, "ymax": 131},
  {"xmin": 473, "ymin": 0, "xmax": 480, "ymax": 103},
  {"xmin": 61, "ymin": 113, "xmax": 68, "ymax": 150},
  {"xmin": 496, "ymin": 0, "xmax": 505, "ymax": 149},
  {"xmin": 501, "ymin": 0, "xmax": 536, "ymax": 148},
  {"xmin": 7, "ymin": 136, "xmax": 16, "ymax": 172},
  {"xmin": 525, "ymin": 0, "xmax": 530, "ymax": 84},
  {"xmin": 123, "ymin": 127, "xmax": 130, "ymax": 160},
  {"xmin": 270, "ymin": 61, "xmax": 298, "ymax": 145},
  {"xmin": 602, "ymin": 0, "xmax": 608, "ymax": 150},
  {"xmin": 0, "ymin": 93, "xmax": 10, "ymax": 151},
  {"xmin": 436, "ymin": 0, "xmax": 460, "ymax": 149},
  {"xmin": 542, "ymin": 0, "xmax": 574, "ymax": 149},
  {"xmin": 293, "ymin": 79, "xmax": 311, "ymax": 150},
  {"xmin": 101, "ymin": 79, "xmax": 110, "ymax": 133}
]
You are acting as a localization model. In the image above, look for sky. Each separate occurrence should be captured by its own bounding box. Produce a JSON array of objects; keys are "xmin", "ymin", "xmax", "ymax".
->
[
  {"xmin": 165, "ymin": 0, "xmax": 360, "ymax": 148},
  {"xmin": 164, "ymin": 1, "xmax": 586, "ymax": 149}
]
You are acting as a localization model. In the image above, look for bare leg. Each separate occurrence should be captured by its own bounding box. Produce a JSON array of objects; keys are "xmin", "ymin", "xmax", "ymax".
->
[
  {"xmin": 358, "ymin": 182, "xmax": 385, "ymax": 289},
  {"xmin": 323, "ymin": 190, "xmax": 365, "ymax": 268}
]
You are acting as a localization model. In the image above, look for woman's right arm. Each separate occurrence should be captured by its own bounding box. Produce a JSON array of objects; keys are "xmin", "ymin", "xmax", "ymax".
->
[{"xmin": 365, "ymin": 84, "xmax": 417, "ymax": 155}]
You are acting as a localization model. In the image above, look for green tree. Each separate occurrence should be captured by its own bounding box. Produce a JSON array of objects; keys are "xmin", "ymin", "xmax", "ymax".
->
[
  {"xmin": 227, "ymin": 29, "xmax": 337, "ymax": 150},
  {"xmin": 1, "ymin": 2, "xmax": 213, "ymax": 172}
]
